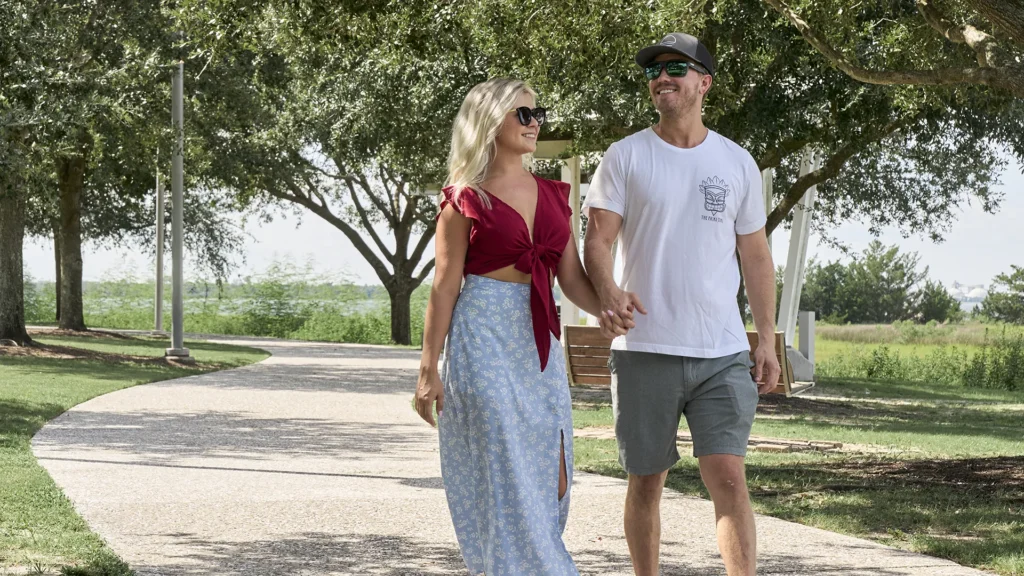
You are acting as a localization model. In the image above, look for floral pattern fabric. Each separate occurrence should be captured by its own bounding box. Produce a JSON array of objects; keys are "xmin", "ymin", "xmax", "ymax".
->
[{"xmin": 439, "ymin": 275, "xmax": 578, "ymax": 576}]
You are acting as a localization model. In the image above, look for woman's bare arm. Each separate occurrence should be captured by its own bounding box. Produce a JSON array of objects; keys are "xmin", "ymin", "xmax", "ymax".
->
[{"xmin": 415, "ymin": 206, "xmax": 470, "ymax": 425}]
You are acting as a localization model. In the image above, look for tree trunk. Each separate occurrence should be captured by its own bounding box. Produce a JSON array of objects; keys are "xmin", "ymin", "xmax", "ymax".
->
[
  {"xmin": 0, "ymin": 189, "xmax": 32, "ymax": 345},
  {"xmin": 53, "ymin": 222, "xmax": 61, "ymax": 322},
  {"xmin": 389, "ymin": 283, "xmax": 413, "ymax": 345},
  {"xmin": 57, "ymin": 155, "xmax": 87, "ymax": 331}
]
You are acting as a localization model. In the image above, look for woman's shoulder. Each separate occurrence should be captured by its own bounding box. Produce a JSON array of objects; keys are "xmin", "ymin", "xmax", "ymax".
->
[{"xmin": 534, "ymin": 175, "xmax": 571, "ymax": 198}]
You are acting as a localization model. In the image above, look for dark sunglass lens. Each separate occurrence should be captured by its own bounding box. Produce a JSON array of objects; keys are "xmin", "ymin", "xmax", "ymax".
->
[
  {"xmin": 515, "ymin": 107, "xmax": 531, "ymax": 126},
  {"xmin": 532, "ymin": 108, "xmax": 546, "ymax": 125},
  {"xmin": 644, "ymin": 63, "xmax": 661, "ymax": 80},
  {"xmin": 665, "ymin": 62, "xmax": 689, "ymax": 76}
]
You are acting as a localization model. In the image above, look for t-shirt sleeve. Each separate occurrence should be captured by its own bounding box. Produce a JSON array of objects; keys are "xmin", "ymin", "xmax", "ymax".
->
[
  {"xmin": 735, "ymin": 153, "xmax": 767, "ymax": 235},
  {"xmin": 582, "ymin": 142, "xmax": 627, "ymax": 218}
]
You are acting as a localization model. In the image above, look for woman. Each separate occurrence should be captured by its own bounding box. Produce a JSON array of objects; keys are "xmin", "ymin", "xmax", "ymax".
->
[{"xmin": 415, "ymin": 78, "xmax": 631, "ymax": 575}]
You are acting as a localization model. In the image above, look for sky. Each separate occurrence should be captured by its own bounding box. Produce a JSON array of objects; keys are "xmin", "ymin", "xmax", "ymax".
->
[{"xmin": 22, "ymin": 158, "xmax": 1024, "ymax": 290}]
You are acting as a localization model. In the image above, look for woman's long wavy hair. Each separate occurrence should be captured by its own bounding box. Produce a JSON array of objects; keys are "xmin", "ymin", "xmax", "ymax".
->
[{"xmin": 445, "ymin": 78, "xmax": 535, "ymax": 209}]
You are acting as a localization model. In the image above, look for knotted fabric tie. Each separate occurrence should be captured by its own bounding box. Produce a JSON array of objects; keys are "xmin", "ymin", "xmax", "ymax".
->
[{"xmin": 515, "ymin": 243, "xmax": 564, "ymax": 371}]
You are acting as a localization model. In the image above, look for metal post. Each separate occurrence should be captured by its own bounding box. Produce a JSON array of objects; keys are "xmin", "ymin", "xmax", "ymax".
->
[
  {"xmin": 154, "ymin": 165, "xmax": 165, "ymax": 334},
  {"xmin": 798, "ymin": 311, "xmax": 815, "ymax": 365},
  {"xmin": 761, "ymin": 167, "xmax": 773, "ymax": 251},
  {"xmin": 559, "ymin": 156, "xmax": 582, "ymax": 328},
  {"xmin": 166, "ymin": 60, "xmax": 191, "ymax": 362}
]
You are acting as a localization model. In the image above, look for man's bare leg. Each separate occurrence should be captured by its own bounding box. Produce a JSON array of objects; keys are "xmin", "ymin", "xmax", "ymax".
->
[
  {"xmin": 624, "ymin": 470, "xmax": 668, "ymax": 576},
  {"xmin": 699, "ymin": 454, "xmax": 756, "ymax": 575}
]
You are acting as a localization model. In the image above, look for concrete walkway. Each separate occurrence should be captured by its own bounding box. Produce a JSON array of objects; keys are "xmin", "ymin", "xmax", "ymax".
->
[{"xmin": 32, "ymin": 338, "xmax": 990, "ymax": 575}]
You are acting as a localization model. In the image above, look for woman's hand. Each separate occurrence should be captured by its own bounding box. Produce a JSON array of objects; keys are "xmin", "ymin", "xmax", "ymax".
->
[{"xmin": 415, "ymin": 367, "xmax": 445, "ymax": 427}]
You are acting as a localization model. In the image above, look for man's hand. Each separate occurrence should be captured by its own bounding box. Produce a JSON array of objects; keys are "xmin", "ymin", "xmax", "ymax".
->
[
  {"xmin": 598, "ymin": 288, "xmax": 647, "ymax": 339},
  {"xmin": 752, "ymin": 342, "xmax": 781, "ymax": 394}
]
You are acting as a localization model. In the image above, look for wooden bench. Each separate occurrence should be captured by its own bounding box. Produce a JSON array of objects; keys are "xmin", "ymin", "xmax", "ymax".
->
[{"xmin": 563, "ymin": 325, "xmax": 814, "ymax": 397}]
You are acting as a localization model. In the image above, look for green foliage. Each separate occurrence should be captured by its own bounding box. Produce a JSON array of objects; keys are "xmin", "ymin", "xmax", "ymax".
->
[
  {"xmin": 817, "ymin": 321, "xmax": 1024, "ymax": 346},
  {"xmin": 916, "ymin": 279, "xmax": 965, "ymax": 323},
  {"xmin": 979, "ymin": 265, "xmax": 1024, "ymax": 324},
  {"xmin": 817, "ymin": 332, "xmax": 1024, "ymax": 391},
  {"xmin": 22, "ymin": 269, "xmax": 53, "ymax": 324},
  {"xmin": 798, "ymin": 241, "xmax": 954, "ymax": 324}
]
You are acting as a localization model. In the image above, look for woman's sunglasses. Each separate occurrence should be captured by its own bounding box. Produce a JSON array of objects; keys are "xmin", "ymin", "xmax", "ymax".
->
[
  {"xmin": 510, "ymin": 106, "xmax": 546, "ymax": 126},
  {"xmin": 643, "ymin": 60, "xmax": 707, "ymax": 81}
]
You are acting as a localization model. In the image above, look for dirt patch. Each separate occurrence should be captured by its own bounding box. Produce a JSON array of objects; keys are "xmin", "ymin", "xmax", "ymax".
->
[
  {"xmin": 827, "ymin": 456, "xmax": 1024, "ymax": 490},
  {"xmin": 27, "ymin": 327, "xmax": 132, "ymax": 339},
  {"xmin": 571, "ymin": 384, "xmax": 929, "ymax": 422}
]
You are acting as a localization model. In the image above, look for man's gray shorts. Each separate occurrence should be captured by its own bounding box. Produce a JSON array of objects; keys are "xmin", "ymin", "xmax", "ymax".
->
[{"xmin": 609, "ymin": 350, "xmax": 759, "ymax": 475}]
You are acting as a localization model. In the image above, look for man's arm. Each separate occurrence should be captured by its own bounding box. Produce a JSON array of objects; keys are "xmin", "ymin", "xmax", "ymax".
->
[
  {"xmin": 736, "ymin": 227, "xmax": 781, "ymax": 393},
  {"xmin": 583, "ymin": 208, "xmax": 646, "ymax": 326}
]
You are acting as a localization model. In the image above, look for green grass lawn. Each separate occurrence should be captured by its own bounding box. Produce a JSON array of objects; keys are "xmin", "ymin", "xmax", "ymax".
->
[
  {"xmin": 0, "ymin": 332, "xmax": 268, "ymax": 575},
  {"xmin": 572, "ymin": 375, "xmax": 1024, "ymax": 575}
]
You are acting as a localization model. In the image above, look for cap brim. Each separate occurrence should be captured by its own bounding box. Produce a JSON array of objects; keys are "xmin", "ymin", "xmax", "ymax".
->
[{"xmin": 635, "ymin": 45, "xmax": 687, "ymax": 67}]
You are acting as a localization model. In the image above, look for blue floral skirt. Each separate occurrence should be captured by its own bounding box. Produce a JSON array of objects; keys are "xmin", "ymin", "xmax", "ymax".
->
[{"xmin": 439, "ymin": 275, "xmax": 578, "ymax": 575}]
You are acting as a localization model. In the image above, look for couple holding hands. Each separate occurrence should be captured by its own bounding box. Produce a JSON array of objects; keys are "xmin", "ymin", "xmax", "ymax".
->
[{"xmin": 415, "ymin": 32, "xmax": 780, "ymax": 576}]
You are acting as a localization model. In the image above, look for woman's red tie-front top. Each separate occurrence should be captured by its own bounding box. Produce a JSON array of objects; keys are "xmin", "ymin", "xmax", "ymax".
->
[{"xmin": 439, "ymin": 174, "xmax": 572, "ymax": 371}]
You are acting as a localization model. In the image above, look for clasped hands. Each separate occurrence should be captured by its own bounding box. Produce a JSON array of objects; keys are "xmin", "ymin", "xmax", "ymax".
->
[{"xmin": 597, "ymin": 288, "xmax": 647, "ymax": 339}]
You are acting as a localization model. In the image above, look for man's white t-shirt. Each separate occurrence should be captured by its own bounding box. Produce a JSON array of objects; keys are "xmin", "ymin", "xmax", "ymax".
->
[{"xmin": 583, "ymin": 127, "xmax": 767, "ymax": 359}]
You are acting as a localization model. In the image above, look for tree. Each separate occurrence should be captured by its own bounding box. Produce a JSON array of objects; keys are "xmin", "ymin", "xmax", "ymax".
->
[
  {"xmin": 916, "ymin": 279, "xmax": 964, "ymax": 323},
  {"xmin": 980, "ymin": 265, "xmax": 1024, "ymax": 324},
  {"xmin": 763, "ymin": 0, "xmax": 1024, "ymax": 99},
  {"xmin": 467, "ymin": 0, "xmax": 1023, "ymax": 243},
  {"xmin": 177, "ymin": 1, "xmax": 471, "ymax": 344},
  {"xmin": 799, "ymin": 259, "xmax": 850, "ymax": 323}
]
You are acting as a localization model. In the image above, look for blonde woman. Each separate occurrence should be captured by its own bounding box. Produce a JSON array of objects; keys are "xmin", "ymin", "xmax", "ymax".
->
[{"xmin": 415, "ymin": 78, "xmax": 644, "ymax": 574}]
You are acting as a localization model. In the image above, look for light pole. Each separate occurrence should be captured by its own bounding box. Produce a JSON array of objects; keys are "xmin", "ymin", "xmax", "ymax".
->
[
  {"xmin": 166, "ymin": 60, "xmax": 192, "ymax": 363},
  {"xmin": 154, "ymin": 155, "xmax": 165, "ymax": 335}
]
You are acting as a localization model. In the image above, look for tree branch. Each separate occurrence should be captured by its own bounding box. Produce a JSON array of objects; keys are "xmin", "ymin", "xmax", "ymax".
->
[
  {"xmin": 762, "ymin": 0, "xmax": 1024, "ymax": 98},
  {"xmin": 266, "ymin": 184, "xmax": 394, "ymax": 285},
  {"xmin": 758, "ymin": 135, "xmax": 817, "ymax": 171},
  {"xmin": 344, "ymin": 179, "xmax": 394, "ymax": 260},
  {"xmin": 357, "ymin": 170, "xmax": 397, "ymax": 228},
  {"xmin": 765, "ymin": 117, "xmax": 912, "ymax": 234},
  {"xmin": 409, "ymin": 220, "xmax": 437, "ymax": 267},
  {"xmin": 414, "ymin": 258, "xmax": 436, "ymax": 286},
  {"xmin": 969, "ymin": 0, "xmax": 1024, "ymax": 50},
  {"xmin": 377, "ymin": 164, "xmax": 398, "ymax": 216},
  {"xmin": 917, "ymin": 0, "xmax": 1004, "ymax": 67}
]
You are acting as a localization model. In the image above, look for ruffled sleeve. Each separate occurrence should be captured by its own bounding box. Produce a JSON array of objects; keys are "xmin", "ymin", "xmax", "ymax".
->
[
  {"xmin": 552, "ymin": 179, "xmax": 573, "ymax": 220},
  {"xmin": 437, "ymin": 185, "xmax": 482, "ymax": 221}
]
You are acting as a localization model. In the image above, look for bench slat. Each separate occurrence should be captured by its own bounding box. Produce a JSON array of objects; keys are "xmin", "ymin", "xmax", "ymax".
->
[
  {"xmin": 565, "ymin": 325, "xmax": 614, "ymax": 347},
  {"xmin": 567, "ymin": 346, "xmax": 612, "ymax": 358},
  {"xmin": 569, "ymin": 356, "xmax": 609, "ymax": 367}
]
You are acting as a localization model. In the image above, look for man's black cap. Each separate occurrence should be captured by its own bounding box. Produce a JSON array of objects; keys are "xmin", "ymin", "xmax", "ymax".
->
[{"xmin": 635, "ymin": 33, "xmax": 715, "ymax": 77}]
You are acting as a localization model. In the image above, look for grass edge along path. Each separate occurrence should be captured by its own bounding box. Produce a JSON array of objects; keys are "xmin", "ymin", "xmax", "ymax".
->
[{"xmin": 0, "ymin": 331, "xmax": 268, "ymax": 575}]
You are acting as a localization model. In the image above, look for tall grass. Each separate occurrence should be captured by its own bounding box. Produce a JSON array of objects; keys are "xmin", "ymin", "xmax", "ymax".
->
[
  {"xmin": 25, "ymin": 261, "xmax": 428, "ymax": 346},
  {"xmin": 817, "ymin": 331, "xmax": 1024, "ymax": 391},
  {"xmin": 817, "ymin": 320, "xmax": 1024, "ymax": 346}
]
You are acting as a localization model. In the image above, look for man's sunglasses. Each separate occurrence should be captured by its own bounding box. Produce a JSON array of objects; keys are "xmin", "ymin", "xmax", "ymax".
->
[
  {"xmin": 510, "ymin": 106, "xmax": 546, "ymax": 126},
  {"xmin": 643, "ymin": 60, "xmax": 707, "ymax": 81}
]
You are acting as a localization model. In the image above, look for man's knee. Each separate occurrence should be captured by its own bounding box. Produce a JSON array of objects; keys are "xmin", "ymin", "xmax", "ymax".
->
[
  {"xmin": 698, "ymin": 455, "xmax": 748, "ymax": 498},
  {"xmin": 627, "ymin": 470, "xmax": 668, "ymax": 504}
]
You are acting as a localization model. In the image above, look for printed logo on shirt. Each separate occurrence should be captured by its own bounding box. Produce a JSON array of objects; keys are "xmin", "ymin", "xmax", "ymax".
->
[{"xmin": 700, "ymin": 176, "xmax": 729, "ymax": 223}]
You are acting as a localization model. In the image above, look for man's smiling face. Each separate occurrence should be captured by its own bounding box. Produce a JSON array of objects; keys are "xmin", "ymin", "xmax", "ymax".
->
[{"xmin": 647, "ymin": 53, "xmax": 709, "ymax": 116}]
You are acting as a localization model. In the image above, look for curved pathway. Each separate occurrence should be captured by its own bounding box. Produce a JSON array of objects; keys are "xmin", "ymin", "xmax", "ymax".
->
[{"xmin": 32, "ymin": 338, "xmax": 990, "ymax": 575}]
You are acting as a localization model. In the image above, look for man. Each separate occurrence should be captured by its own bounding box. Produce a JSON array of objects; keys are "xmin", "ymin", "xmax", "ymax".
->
[{"xmin": 582, "ymin": 32, "xmax": 781, "ymax": 576}]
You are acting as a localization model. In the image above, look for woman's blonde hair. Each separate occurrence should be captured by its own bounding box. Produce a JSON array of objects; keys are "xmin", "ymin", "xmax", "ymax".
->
[{"xmin": 445, "ymin": 78, "xmax": 536, "ymax": 208}]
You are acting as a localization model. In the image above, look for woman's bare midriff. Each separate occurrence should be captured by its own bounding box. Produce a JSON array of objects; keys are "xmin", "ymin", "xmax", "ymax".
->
[{"xmin": 480, "ymin": 265, "xmax": 554, "ymax": 287}]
